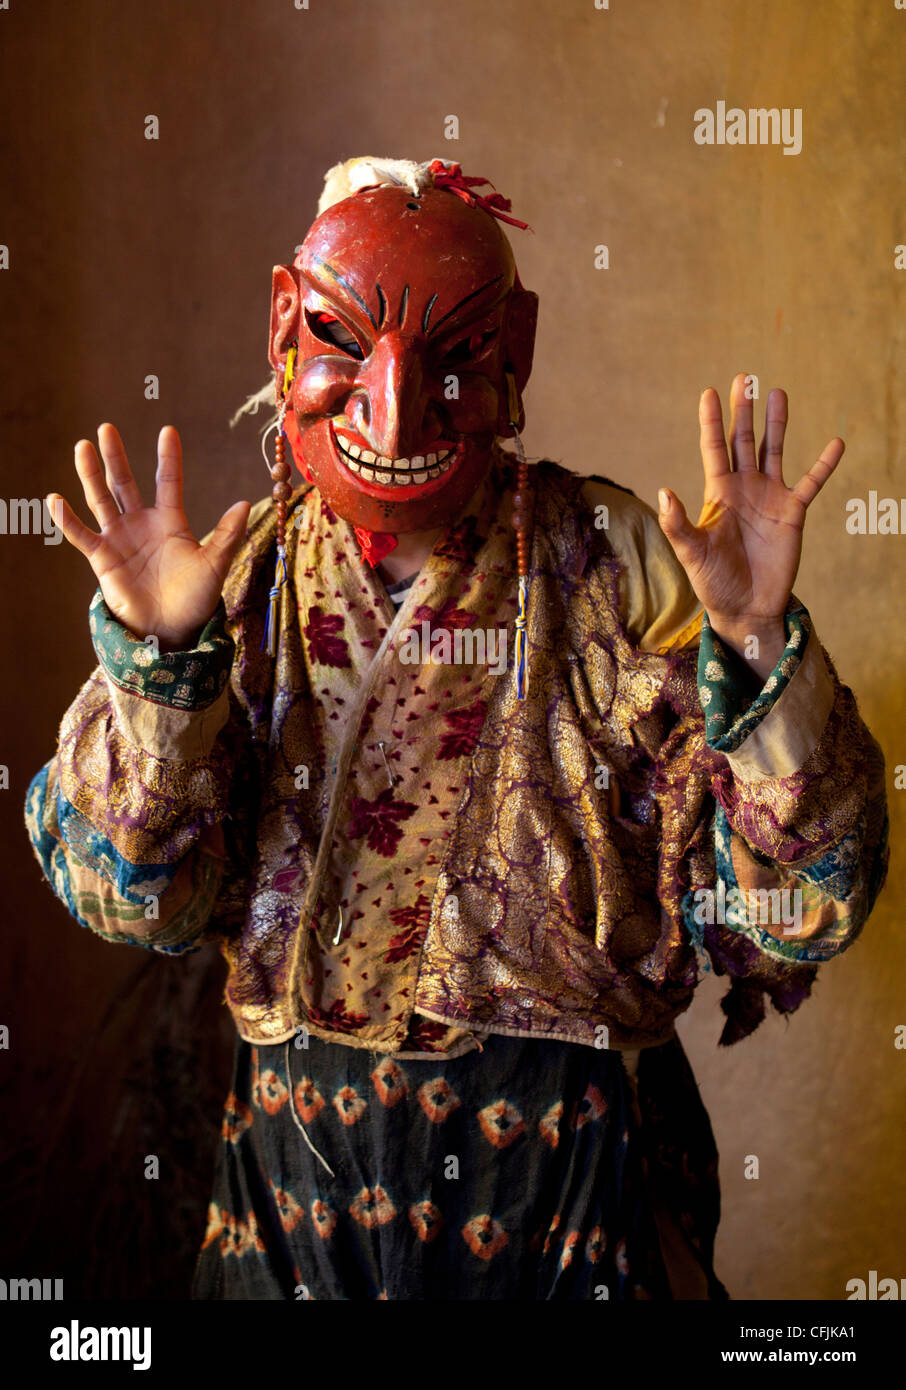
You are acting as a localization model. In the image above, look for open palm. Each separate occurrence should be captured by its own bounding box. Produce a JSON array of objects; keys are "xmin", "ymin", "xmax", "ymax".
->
[
  {"xmin": 48, "ymin": 424, "xmax": 251, "ymax": 650},
  {"xmin": 658, "ymin": 373, "xmax": 844, "ymax": 630}
]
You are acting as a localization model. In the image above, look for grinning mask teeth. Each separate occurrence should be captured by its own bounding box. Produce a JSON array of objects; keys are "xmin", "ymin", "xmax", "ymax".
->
[{"xmin": 268, "ymin": 169, "xmax": 538, "ymax": 546}]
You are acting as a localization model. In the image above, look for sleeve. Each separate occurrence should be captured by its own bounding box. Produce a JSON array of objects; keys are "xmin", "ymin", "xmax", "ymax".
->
[
  {"xmin": 23, "ymin": 582, "xmax": 258, "ymax": 956},
  {"xmin": 691, "ymin": 597, "xmax": 890, "ymax": 968},
  {"xmin": 579, "ymin": 472, "xmax": 890, "ymax": 1036}
]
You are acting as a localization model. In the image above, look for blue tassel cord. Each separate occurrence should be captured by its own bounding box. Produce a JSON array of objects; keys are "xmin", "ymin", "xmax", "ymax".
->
[
  {"xmin": 515, "ymin": 573, "xmax": 529, "ymax": 700},
  {"xmin": 260, "ymin": 546, "xmax": 288, "ymax": 656}
]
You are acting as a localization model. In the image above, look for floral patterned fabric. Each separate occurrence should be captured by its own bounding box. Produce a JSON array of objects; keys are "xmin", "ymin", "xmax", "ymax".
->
[
  {"xmin": 191, "ymin": 1030, "xmax": 728, "ymax": 1301},
  {"xmin": 24, "ymin": 447, "xmax": 889, "ymax": 1058}
]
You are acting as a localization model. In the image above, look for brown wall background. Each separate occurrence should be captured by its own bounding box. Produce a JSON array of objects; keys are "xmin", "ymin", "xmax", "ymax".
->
[{"xmin": 1, "ymin": 0, "xmax": 903, "ymax": 1299}]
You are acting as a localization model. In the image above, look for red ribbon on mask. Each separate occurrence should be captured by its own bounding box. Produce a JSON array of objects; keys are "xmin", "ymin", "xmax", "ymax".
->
[{"xmin": 426, "ymin": 160, "xmax": 532, "ymax": 231}]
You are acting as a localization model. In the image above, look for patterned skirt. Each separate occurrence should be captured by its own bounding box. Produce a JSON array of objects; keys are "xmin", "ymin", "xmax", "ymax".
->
[{"xmin": 191, "ymin": 1029, "xmax": 729, "ymax": 1301}]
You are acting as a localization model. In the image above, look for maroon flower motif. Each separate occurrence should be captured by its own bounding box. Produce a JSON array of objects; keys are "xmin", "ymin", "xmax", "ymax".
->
[
  {"xmin": 303, "ymin": 606, "xmax": 351, "ymax": 668},
  {"xmin": 403, "ymin": 1017, "xmax": 449, "ymax": 1051},
  {"xmin": 384, "ymin": 894, "xmax": 432, "ymax": 963},
  {"xmin": 347, "ymin": 788, "xmax": 418, "ymax": 857},
  {"xmin": 438, "ymin": 698, "xmax": 487, "ymax": 761},
  {"xmin": 306, "ymin": 999, "xmax": 369, "ymax": 1034},
  {"xmin": 359, "ymin": 694, "xmax": 382, "ymax": 736},
  {"xmin": 434, "ymin": 515, "xmax": 483, "ymax": 565},
  {"xmin": 412, "ymin": 598, "xmax": 475, "ymax": 631}
]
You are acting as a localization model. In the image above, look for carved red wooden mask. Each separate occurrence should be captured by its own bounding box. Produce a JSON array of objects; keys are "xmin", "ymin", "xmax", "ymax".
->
[{"xmin": 268, "ymin": 182, "xmax": 537, "ymax": 536}]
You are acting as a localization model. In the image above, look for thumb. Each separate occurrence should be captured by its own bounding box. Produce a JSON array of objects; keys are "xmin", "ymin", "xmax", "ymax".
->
[
  {"xmin": 199, "ymin": 500, "xmax": 252, "ymax": 579},
  {"xmin": 657, "ymin": 488, "xmax": 706, "ymax": 570}
]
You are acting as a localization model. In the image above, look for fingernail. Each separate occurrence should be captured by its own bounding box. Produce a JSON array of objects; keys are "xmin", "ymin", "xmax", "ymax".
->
[{"xmin": 658, "ymin": 489, "xmax": 670, "ymax": 512}]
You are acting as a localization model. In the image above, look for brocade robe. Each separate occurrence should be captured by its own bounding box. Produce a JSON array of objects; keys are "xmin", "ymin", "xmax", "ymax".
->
[{"xmin": 24, "ymin": 446, "xmax": 889, "ymax": 1062}]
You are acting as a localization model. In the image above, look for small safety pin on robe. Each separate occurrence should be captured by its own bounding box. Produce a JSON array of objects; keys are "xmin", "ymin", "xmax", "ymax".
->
[
  {"xmin": 377, "ymin": 741, "xmax": 396, "ymax": 789},
  {"xmin": 333, "ymin": 907, "xmax": 344, "ymax": 945}
]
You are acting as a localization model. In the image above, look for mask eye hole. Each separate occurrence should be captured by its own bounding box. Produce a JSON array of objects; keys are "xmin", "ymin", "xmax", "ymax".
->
[
  {"xmin": 440, "ymin": 328, "xmax": 498, "ymax": 368},
  {"xmin": 305, "ymin": 309, "xmax": 365, "ymax": 360}
]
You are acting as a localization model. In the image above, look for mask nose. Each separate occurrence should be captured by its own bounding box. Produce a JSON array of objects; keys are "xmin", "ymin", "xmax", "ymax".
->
[{"xmin": 346, "ymin": 336, "xmax": 437, "ymax": 460}]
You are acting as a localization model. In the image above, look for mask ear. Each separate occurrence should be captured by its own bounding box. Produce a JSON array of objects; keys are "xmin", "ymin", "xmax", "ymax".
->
[
  {"xmin": 496, "ymin": 288, "xmax": 538, "ymax": 436},
  {"xmin": 268, "ymin": 265, "xmax": 300, "ymax": 375}
]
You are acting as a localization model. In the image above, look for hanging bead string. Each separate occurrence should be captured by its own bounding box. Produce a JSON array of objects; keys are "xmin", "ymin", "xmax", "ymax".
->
[
  {"xmin": 506, "ymin": 372, "xmax": 533, "ymax": 701},
  {"xmin": 261, "ymin": 351, "xmax": 296, "ymax": 656}
]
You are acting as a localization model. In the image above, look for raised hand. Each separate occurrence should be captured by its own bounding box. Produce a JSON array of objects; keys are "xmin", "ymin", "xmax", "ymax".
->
[
  {"xmin": 657, "ymin": 373, "xmax": 844, "ymax": 677},
  {"xmin": 48, "ymin": 424, "xmax": 251, "ymax": 651}
]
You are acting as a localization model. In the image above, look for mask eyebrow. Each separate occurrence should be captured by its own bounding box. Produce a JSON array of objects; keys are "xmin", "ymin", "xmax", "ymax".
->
[
  {"xmin": 427, "ymin": 275, "xmax": 505, "ymax": 337},
  {"xmin": 310, "ymin": 254, "xmax": 378, "ymax": 331}
]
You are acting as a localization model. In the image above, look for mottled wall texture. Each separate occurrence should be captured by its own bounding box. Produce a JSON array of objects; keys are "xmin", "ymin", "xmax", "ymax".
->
[{"xmin": 1, "ymin": 0, "xmax": 903, "ymax": 1300}]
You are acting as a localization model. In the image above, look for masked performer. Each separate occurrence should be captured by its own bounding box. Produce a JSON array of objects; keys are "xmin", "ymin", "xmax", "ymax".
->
[{"xmin": 25, "ymin": 157, "xmax": 889, "ymax": 1301}]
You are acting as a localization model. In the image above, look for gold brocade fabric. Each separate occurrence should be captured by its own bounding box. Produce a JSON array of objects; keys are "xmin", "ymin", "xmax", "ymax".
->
[
  {"xmin": 212, "ymin": 448, "xmax": 816, "ymax": 1054},
  {"xmin": 27, "ymin": 447, "xmax": 887, "ymax": 1059}
]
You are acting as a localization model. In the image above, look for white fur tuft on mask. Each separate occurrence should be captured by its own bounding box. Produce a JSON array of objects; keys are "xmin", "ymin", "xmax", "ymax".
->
[{"xmin": 316, "ymin": 156, "xmax": 451, "ymax": 214}]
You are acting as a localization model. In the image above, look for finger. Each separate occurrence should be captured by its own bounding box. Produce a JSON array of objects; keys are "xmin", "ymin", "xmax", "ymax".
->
[
  {"xmin": 97, "ymin": 423, "xmax": 144, "ymax": 512},
  {"xmin": 74, "ymin": 439, "xmax": 122, "ymax": 529},
  {"xmin": 699, "ymin": 388, "xmax": 731, "ymax": 481},
  {"xmin": 45, "ymin": 491, "xmax": 102, "ymax": 560},
  {"xmin": 657, "ymin": 488, "xmax": 708, "ymax": 572},
  {"xmin": 155, "ymin": 426, "xmax": 184, "ymax": 512},
  {"xmin": 791, "ymin": 438, "xmax": 845, "ymax": 509},
  {"xmin": 199, "ymin": 500, "xmax": 252, "ymax": 580},
  {"xmin": 757, "ymin": 388, "xmax": 788, "ymax": 481},
  {"xmin": 728, "ymin": 372, "xmax": 758, "ymax": 472}
]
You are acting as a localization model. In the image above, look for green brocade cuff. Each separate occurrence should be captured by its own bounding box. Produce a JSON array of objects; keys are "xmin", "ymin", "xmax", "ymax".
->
[
  {"xmin": 697, "ymin": 599, "xmax": 811, "ymax": 753},
  {"xmin": 89, "ymin": 587, "xmax": 234, "ymax": 710}
]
